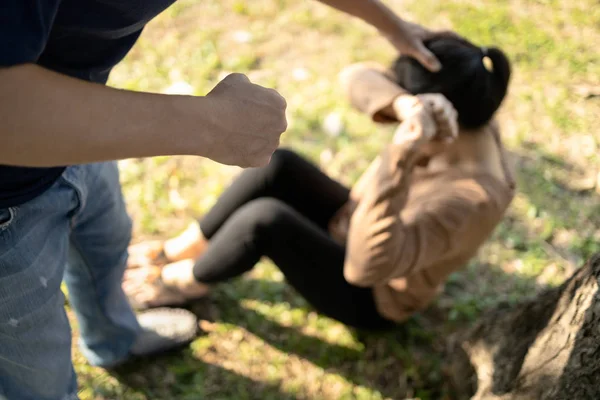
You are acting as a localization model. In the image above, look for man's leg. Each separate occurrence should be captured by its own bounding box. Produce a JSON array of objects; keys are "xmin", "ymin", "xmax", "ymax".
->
[
  {"xmin": 0, "ymin": 177, "xmax": 80, "ymax": 399},
  {"xmin": 63, "ymin": 163, "xmax": 140, "ymax": 367},
  {"xmin": 64, "ymin": 162, "xmax": 197, "ymax": 368}
]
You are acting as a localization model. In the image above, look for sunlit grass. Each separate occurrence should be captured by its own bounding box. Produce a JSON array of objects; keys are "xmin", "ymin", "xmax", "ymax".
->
[{"xmin": 73, "ymin": 0, "xmax": 600, "ymax": 398}]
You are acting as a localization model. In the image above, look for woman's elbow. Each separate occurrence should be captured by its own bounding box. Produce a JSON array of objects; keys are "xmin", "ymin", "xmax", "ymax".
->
[{"xmin": 343, "ymin": 261, "xmax": 380, "ymax": 287}]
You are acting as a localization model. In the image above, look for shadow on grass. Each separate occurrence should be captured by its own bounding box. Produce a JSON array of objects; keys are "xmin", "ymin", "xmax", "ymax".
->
[
  {"xmin": 103, "ymin": 262, "xmax": 542, "ymax": 400},
  {"xmin": 202, "ymin": 263, "xmax": 545, "ymax": 400},
  {"xmin": 214, "ymin": 283, "xmax": 427, "ymax": 399},
  {"xmin": 107, "ymin": 346, "xmax": 297, "ymax": 400}
]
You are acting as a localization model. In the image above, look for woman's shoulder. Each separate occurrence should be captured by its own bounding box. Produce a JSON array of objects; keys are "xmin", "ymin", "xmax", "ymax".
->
[
  {"xmin": 469, "ymin": 118, "xmax": 515, "ymax": 192},
  {"xmin": 439, "ymin": 166, "xmax": 513, "ymax": 214}
]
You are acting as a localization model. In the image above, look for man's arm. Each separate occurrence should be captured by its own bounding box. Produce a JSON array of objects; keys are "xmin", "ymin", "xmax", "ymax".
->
[
  {"xmin": 1, "ymin": 1, "xmax": 286, "ymax": 168},
  {"xmin": 0, "ymin": 65, "xmax": 286, "ymax": 168},
  {"xmin": 317, "ymin": 0, "xmax": 441, "ymax": 71}
]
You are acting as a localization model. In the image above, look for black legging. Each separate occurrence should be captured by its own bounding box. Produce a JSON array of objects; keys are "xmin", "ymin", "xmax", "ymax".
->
[{"xmin": 194, "ymin": 149, "xmax": 394, "ymax": 330}]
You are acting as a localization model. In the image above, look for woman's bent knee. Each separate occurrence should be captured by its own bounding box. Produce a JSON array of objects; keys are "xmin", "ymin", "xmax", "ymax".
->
[{"xmin": 231, "ymin": 198, "xmax": 295, "ymax": 236}]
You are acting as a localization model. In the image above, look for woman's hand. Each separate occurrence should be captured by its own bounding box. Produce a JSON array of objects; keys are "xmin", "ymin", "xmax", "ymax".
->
[{"xmin": 393, "ymin": 93, "xmax": 458, "ymax": 156}]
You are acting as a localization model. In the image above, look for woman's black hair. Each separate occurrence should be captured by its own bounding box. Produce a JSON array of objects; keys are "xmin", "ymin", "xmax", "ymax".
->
[{"xmin": 391, "ymin": 36, "xmax": 511, "ymax": 129}]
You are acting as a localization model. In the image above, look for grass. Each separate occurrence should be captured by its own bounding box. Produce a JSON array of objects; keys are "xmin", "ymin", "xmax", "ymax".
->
[{"xmin": 71, "ymin": 0, "xmax": 600, "ymax": 398}]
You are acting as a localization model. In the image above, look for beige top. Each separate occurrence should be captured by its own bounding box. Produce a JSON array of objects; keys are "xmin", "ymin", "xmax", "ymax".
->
[{"xmin": 332, "ymin": 64, "xmax": 515, "ymax": 322}]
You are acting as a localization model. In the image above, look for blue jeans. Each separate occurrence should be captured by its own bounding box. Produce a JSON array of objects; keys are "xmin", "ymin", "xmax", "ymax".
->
[{"xmin": 0, "ymin": 162, "xmax": 141, "ymax": 400}]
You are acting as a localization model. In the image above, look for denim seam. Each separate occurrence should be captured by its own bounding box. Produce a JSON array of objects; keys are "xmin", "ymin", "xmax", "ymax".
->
[
  {"xmin": 62, "ymin": 167, "xmax": 131, "ymax": 358},
  {"xmin": 64, "ymin": 165, "xmax": 126, "ymax": 331},
  {"xmin": 68, "ymin": 236, "xmax": 119, "ymax": 332},
  {"xmin": 58, "ymin": 173, "xmax": 85, "ymax": 226},
  {"xmin": 68, "ymin": 235, "xmax": 134, "ymax": 366}
]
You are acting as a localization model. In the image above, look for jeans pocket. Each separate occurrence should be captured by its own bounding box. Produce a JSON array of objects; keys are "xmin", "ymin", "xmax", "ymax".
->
[{"xmin": 0, "ymin": 207, "xmax": 15, "ymax": 231}]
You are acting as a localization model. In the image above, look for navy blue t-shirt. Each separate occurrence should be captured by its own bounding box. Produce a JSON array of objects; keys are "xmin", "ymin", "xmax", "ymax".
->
[{"xmin": 0, "ymin": 0, "xmax": 176, "ymax": 207}]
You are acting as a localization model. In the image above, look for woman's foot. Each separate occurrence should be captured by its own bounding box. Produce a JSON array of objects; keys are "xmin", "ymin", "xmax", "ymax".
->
[
  {"xmin": 127, "ymin": 240, "xmax": 165, "ymax": 268},
  {"xmin": 127, "ymin": 221, "xmax": 208, "ymax": 269},
  {"xmin": 123, "ymin": 259, "xmax": 210, "ymax": 310},
  {"xmin": 163, "ymin": 221, "xmax": 208, "ymax": 262}
]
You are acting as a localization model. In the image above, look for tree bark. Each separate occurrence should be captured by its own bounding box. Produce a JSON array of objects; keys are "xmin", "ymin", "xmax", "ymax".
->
[{"xmin": 447, "ymin": 253, "xmax": 600, "ymax": 400}]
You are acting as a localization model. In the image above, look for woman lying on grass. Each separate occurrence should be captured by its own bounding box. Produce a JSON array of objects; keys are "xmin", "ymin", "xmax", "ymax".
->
[{"xmin": 125, "ymin": 35, "xmax": 515, "ymax": 330}]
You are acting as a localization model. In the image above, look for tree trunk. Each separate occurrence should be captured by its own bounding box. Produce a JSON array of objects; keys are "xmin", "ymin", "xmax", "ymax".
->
[{"xmin": 446, "ymin": 253, "xmax": 600, "ymax": 400}]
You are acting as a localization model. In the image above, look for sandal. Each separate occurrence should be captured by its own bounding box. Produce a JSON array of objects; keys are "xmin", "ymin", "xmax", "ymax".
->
[
  {"xmin": 123, "ymin": 261, "xmax": 210, "ymax": 311},
  {"xmin": 127, "ymin": 222, "xmax": 207, "ymax": 270},
  {"xmin": 127, "ymin": 241, "xmax": 171, "ymax": 270}
]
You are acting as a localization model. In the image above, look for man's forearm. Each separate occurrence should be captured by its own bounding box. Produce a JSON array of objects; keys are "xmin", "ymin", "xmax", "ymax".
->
[
  {"xmin": 0, "ymin": 64, "xmax": 205, "ymax": 167},
  {"xmin": 317, "ymin": 0, "xmax": 404, "ymax": 38},
  {"xmin": 319, "ymin": 0, "xmax": 442, "ymax": 72}
]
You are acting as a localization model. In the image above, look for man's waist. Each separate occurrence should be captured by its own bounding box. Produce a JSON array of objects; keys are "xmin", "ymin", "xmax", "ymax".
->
[{"xmin": 0, "ymin": 166, "xmax": 65, "ymax": 208}]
